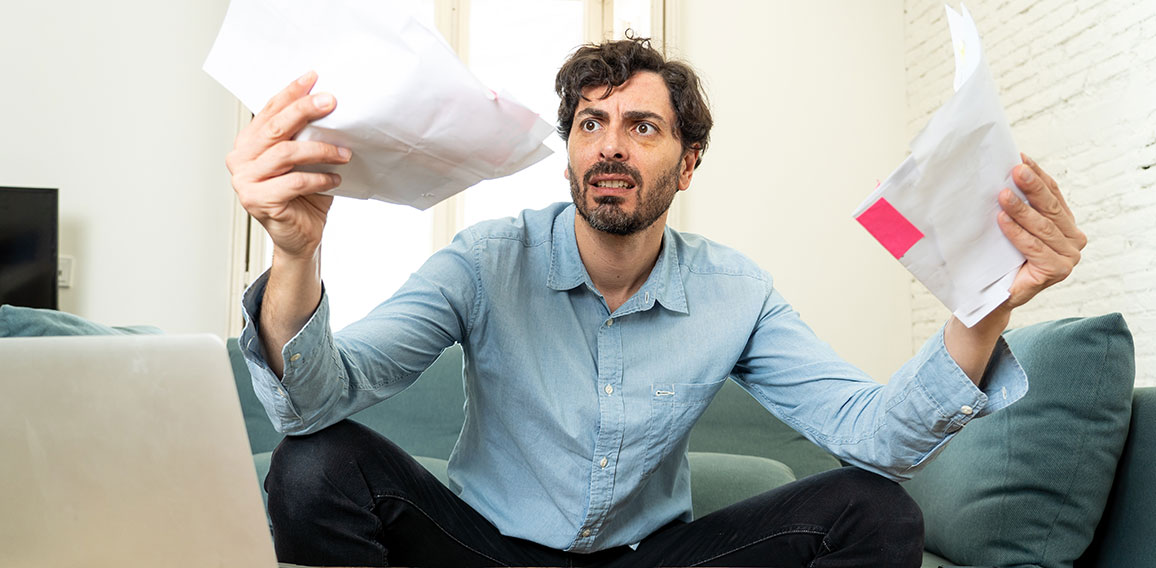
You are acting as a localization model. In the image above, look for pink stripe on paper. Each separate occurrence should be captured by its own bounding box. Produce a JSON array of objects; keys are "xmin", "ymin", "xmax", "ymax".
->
[{"xmin": 856, "ymin": 198, "xmax": 924, "ymax": 259}]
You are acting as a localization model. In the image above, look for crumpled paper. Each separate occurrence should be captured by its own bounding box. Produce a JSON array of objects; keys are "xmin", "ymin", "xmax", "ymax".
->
[
  {"xmin": 853, "ymin": 4, "xmax": 1025, "ymax": 327},
  {"xmin": 204, "ymin": 0, "xmax": 554, "ymax": 210}
]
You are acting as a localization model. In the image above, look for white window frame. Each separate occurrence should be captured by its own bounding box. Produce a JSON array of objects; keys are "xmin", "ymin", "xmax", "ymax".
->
[{"xmin": 226, "ymin": 0, "xmax": 679, "ymax": 336}]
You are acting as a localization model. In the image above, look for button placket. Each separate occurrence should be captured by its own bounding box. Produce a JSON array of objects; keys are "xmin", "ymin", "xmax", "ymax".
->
[{"xmin": 579, "ymin": 310, "xmax": 625, "ymax": 548}]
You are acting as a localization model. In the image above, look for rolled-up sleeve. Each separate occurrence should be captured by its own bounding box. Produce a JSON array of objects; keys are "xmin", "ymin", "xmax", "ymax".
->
[
  {"xmin": 238, "ymin": 228, "xmax": 482, "ymax": 435},
  {"xmin": 239, "ymin": 273, "xmax": 347, "ymax": 433},
  {"xmin": 732, "ymin": 285, "xmax": 1027, "ymax": 481}
]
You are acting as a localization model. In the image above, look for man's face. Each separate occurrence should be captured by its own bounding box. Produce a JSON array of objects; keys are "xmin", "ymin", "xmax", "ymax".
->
[{"xmin": 566, "ymin": 71, "xmax": 696, "ymax": 236}]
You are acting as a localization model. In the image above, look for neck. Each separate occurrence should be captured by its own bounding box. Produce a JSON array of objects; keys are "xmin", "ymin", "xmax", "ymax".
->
[{"xmin": 573, "ymin": 209, "xmax": 668, "ymax": 313}]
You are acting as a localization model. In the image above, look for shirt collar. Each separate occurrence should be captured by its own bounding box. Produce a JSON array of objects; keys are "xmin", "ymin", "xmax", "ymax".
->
[{"xmin": 546, "ymin": 204, "xmax": 689, "ymax": 315}]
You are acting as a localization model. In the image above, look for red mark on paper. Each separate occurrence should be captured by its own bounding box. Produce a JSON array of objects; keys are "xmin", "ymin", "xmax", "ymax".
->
[{"xmin": 856, "ymin": 198, "xmax": 924, "ymax": 259}]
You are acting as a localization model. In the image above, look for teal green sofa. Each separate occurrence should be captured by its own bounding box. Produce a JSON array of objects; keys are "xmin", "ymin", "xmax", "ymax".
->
[
  {"xmin": 2, "ymin": 305, "xmax": 1149, "ymax": 567},
  {"xmin": 228, "ymin": 314, "xmax": 1150, "ymax": 568}
]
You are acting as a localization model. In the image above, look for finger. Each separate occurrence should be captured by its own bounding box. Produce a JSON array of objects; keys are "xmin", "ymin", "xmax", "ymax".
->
[
  {"xmin": 997, "ymin": 210, "xmax": 1075, "ymax": 281},
  {"xmin": 232, "ymin": 91, "xmax": 339, "ymax": 164},
  {"xmin": 1020, "ymin": 153, "xmax": 1083, "ymax": 233},
  {"xmin": 997, "ymin": 211, "xmax": 1076, "ymax": 306},
  {"xmin": 1012, "ymin": 163, "xmax": 1083, "ymax": 243},
  {"xmin": 263, "ymin": 171, "xmax": 343, "ymax": 203},
  {"xmin": 250, "ymin": 71, "xmax": 318, "ymax": 132},
  {"xmin": 251, "ymin": 140, "xmax": 352, "ymax": 180},
  {"xmin": 999, "ymin": 188, "xmax": 1082, "ymax": 259},
  {"xmin": 1021, "ymin": 153, "xmax": 1063, "ymax": 206},
  {"xmin": 262, "ymin": 91, "xmax": 337, "ymax": 141}
]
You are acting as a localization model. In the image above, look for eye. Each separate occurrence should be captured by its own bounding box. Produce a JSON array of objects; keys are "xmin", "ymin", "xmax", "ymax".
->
[
  {"xmin": 635, "ymin": 122, "xmax": 656, "ymax": 135},
  {"xmin": 581, "ymin": 119, "xmax": 601, "ymax": 132}
]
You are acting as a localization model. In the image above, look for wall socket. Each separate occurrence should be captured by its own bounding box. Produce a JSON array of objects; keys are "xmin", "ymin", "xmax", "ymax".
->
[{"xmin": 57, "ymin": 255, "xmax": 74, "ymax": 288}]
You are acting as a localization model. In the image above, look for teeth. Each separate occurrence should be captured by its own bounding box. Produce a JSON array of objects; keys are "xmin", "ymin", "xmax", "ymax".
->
[{"xmin": 594, "ymin": 180, "xmax": 632, "ymax": 189}]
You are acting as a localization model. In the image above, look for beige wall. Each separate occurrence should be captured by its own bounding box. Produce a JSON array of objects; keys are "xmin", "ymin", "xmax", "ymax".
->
[
  {"xmin": 0, "ymin": 1, "xmax": 237, "ymax": 335},
  {"xmin": 671, "ymin": 0, "xmax": 914, "ymax": 380}
]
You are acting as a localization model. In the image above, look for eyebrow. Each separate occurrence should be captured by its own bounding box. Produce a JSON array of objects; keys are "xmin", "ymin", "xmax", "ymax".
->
[
  {"xmin": 575, "ymin": 108, "xmax": 670, "ymax": 127},
  {"xmin": 623, "ymin": 110, "xmax": 668, "ymax": 126}
]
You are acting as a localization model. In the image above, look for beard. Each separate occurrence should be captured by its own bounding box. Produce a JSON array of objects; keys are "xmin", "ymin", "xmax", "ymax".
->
[{"xmin": 569, "ymin": 159, "xmax": 681, "ymax": 236}]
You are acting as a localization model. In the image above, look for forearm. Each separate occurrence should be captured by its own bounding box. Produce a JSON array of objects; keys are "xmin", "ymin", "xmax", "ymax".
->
[
  {"xmin": 944, "ymin": 304, "xmax": 1012, "ymax": 385},
  {"xmin": 260, "ymin": 247, "xmax": 323, "ymax": 378}
]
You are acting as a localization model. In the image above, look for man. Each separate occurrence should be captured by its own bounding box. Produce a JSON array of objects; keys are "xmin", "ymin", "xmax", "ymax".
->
[{"xmin": 228, "ymin": 38, "xmax": 1085, "ymax": 567}]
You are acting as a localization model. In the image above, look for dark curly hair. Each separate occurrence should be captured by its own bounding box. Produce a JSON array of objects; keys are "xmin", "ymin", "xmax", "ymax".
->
[{"xmin": 555, "ymin": 36, "xmax": 712, "ymax": 169}]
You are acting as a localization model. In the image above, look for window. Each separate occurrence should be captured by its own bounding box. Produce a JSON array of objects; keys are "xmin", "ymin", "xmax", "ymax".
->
[
  {"xmin": 461, "ymin": 0, "xmax": 584, "ymax": 227},
  {"xmin": 228, "ymin": 0, "xmax": 667, "ymax": 335}
]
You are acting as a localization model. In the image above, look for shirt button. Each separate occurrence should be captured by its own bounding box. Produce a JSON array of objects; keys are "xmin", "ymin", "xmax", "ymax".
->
[
  {"xmin": 606, "ymin": 318, "xmax": 614, "ymax": 326},
  {"xmin": 604, "ymin": 384, "xmax": 613, "ymax": 395},
  {"xmin": 289, "ymin": 353, "xmax": 302, "ymax": 362},
  {"xmin": 961, "ymin": 405, "xmax": 974, "ymax": 415},
  {"xmin": 582, "ymin": 529, "xmax": 592, "ymax": 538},
  {"xmin": 600, "ymin": 457, "xmax": 608, "ymax": 468}
]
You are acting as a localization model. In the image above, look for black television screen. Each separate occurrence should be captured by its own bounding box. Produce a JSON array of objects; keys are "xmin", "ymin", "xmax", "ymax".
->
[{"xmin": 0, "ymin": 187, "xmax": 58, "ymax": 309}]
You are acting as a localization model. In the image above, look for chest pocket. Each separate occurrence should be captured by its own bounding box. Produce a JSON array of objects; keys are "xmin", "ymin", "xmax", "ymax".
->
[{"xmin": 640, "ymin": 379, "xmax": 726, "ymax": 479}]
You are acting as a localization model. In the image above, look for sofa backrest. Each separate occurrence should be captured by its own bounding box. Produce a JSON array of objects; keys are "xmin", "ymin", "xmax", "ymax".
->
[
  {"xmin": 231, "ymin": 341, "xmax": 467, "ymax": 457},
  {"xmin": 230, "ymin": 342, "xmax": 839, "ymax": 478}
]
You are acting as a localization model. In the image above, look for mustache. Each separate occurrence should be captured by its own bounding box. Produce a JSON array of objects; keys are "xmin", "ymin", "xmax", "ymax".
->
[{"xmin": 583, "ymin": 161, "xmax": 642, "ymax": 188}]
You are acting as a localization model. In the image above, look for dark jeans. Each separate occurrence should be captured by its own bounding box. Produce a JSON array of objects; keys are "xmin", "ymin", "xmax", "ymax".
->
[{"xmin": 265, "ymin": 420, "xmax": 924, "ymax": 568}]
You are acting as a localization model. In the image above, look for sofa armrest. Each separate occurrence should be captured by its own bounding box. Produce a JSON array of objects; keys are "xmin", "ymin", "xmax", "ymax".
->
[{"xmin": 1076, "ymin": 387, "xmax": 1156, "ymax": 567}]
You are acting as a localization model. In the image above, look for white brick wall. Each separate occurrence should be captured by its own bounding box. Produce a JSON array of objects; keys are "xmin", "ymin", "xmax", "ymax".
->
[{"xmin": 903, "ymin": 0, "xmax": 1156, "ymax": 386}]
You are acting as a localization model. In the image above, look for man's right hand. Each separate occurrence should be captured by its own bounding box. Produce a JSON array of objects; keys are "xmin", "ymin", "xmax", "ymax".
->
[
  {"xmin": 226, "ymin": 71, "xmax": 352, "ymax": 259},
  {"xmin": 226, "ymin": 71, "xmax": 351, "ymax": 377}
]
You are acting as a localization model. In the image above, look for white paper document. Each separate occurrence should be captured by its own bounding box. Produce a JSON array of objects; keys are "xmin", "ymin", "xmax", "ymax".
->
[
  {"xmin": 853, "ymin": 4, "xmax": 1025, "ymax": 327},
  {"xmin": 203, "ymin": 0, "xmax": 555, "ymax": 210}
]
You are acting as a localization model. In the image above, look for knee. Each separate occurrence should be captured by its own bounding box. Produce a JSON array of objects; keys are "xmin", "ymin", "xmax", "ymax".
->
[
  {"xmin": 265, "ymin": 420, "xmax": 393, "ymax": 519},
  {"xmin": 828, "ymin": 468, "xmax": 924, "ymax": 556},
  {"xmin": 268, "ymin": 421, "xmax": 361, "ymax": 486},
  {"xmin": 836, "ymin": 468, "xmax": 921, "ymax": 525},
  {"xmin": 794, "ymin": 468, "xmax": 923, "ymax": 567}
]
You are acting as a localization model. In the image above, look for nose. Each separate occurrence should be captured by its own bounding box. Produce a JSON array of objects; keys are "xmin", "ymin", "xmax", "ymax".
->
[{"xmin": 599, "ymin": 128, "xmax": 628, "ymax": 162}]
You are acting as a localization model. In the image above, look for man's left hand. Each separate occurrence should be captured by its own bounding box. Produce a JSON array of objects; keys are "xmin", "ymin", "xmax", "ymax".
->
[{"xmin": 997, "ymin": 153, "xmax": 1087, "ymax": 309}]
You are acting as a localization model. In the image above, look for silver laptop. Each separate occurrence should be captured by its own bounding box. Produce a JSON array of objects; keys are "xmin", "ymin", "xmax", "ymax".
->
[{"xmin": 0, "ymin": 334, "xmax": 278, "ymax": 567}]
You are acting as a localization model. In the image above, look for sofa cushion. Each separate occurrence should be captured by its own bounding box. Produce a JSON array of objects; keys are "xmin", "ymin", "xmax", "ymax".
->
[
  {"xmin": 687, "ymin": 452, "xmax": 795, "ymax": 518},
  {"xmin": 0, "ymin": 305, "xmax": 162, "ymax": 336},
  {"xmin": 689, "ymin": 380, "xmax": 842, "ymax": 479},
  {"xmin": 902, "ymin": 314, "xmax": 1135, "ymax": 568}
]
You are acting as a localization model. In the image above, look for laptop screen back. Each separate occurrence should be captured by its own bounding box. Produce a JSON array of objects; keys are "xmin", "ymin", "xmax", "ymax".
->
[{"xmin": 0, "ymin": 334, "xmax": 277, "ymax": 567}]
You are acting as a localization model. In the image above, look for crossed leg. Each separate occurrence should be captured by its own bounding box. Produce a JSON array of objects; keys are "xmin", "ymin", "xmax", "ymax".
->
[{"xmin": 265, "ymin": 420, "xmax": 923, "ymax": 568}]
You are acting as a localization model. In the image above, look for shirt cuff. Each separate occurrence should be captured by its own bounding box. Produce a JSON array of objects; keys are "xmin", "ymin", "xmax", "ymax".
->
[
  {"xmin": 238, "ymin": 269, "xmax": 341, "ymax": 433},
  {"xmin": 912, "ymin": 324, "xmax": 1028, "ymax": 429}
]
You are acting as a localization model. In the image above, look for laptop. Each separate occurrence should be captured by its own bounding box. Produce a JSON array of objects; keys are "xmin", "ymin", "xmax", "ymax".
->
[{"xmin": 0, "ymin": 334, "xmax": 279, "ymax": 567}]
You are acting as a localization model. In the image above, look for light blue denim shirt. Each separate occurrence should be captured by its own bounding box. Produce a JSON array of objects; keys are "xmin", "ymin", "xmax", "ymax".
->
[{"xmin": 240, "ymin": 202, "xmax": 1026, "ymax": 553}]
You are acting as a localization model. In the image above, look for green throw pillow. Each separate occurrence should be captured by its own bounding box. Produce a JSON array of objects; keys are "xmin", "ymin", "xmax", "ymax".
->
[
  {"xmin": 0, "ymin": 305, "xmax": 162, "ymax": 336},
  {"xmin": 903, "ymin": 314, "xmax": 1135, "ymax": 568}
]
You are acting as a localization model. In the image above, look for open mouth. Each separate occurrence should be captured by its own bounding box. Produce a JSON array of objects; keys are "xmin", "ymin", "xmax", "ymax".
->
[
  {"xmin": 591, "ymin": 178, "xmax": 636, "ymax": 190},
  {"xmin": 583, "ymin": 161, "xmax": 642, "ymax": 194}
]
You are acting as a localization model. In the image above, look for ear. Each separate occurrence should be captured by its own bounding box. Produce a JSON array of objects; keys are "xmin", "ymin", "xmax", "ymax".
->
[
  {"xmin": 677, "ymin": 148, "xmax": 699, "ymax": 191},
  {"xmin": 564, "ymin": 167, "xmax": 571, "ymax": 180}
]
